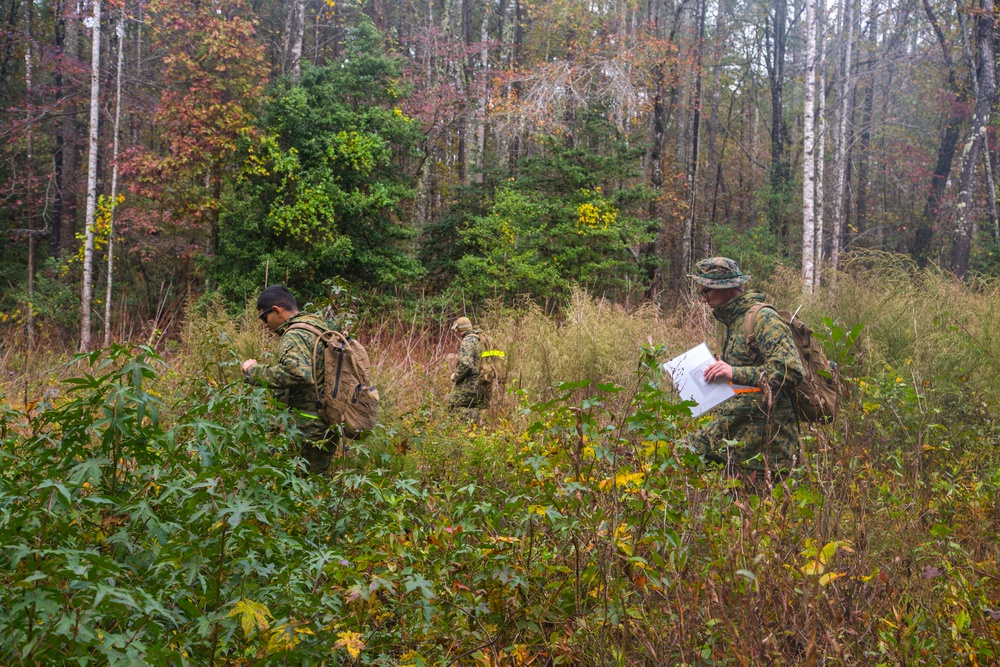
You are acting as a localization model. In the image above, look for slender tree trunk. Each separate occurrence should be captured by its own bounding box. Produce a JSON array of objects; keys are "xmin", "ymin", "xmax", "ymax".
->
[
  {"xmin": 313, "ymin": 0, "xmax": 322, "ymax": 65},
  {"xmin": 802, "ymin": 0, "xmax": 818, "ymax": 291},
  {"xmin": 951, "ymin": 0, "xmax": 996, "ymax": 277},
  {"xmin": 105, "ymin": 11, "xmax": 125, "ymax": 347},
  {"xmin": 815, "ymin": 0, "xmax": 827, "ymax": 281},
  {"xmin": 830, "ymin": 0, "xmax": 854, "ymax": 272},
  {"xmin": 855, "ymin": 3, "xmax": 877, "ymax": 243},
  {"xmin": 682, "ymin": 0, "xmax": 706, "ymax": 274},
  {"xmin": 767, "ymin": 0, "xmax": 788, "ymax": 242},
  {"xmin": 60, "ymin": 0, "xmax": 81, "ymax": 256},
  {"xmin": 457, "ymin": 0, "xmax": 471, "ymax": 183},
  {"xmin": 52, "ymin": 0, "xmax": 66, "ymax": 255},
  {"xmin": 79, "ymin": 0, "xmax": 101, "ymax": 352},
  {"xmin": 706, "ymin": 0, "xmax": 725, "ymax": 225},
  {"xmin": 474, "ymin": 0, "xmax": 489, "ymax": 183},
  {"xmin": 23, "ymin": 0, "xmax": 35, "ymax": 347}
]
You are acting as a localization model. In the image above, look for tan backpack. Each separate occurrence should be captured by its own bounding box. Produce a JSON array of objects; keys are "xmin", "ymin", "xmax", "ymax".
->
[
  {"xmin": 286, "ymin": 323, "xmax": 379, "ymax": 438},
  {"xmin": 476, "ymin": 332, "xmax": 507, "ymax": 385},
  {"xmin": 744, "ymin": 303, "xmax": 842, "ymax": 423}
]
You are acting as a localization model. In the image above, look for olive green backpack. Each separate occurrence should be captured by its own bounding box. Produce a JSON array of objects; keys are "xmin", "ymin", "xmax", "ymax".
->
[
  {"xmin": 286, "ymin": 323, "xmax": 379, "ymax": 438},
  {"xmin": 744, "ymin": 303, "xmax": 842, "ymax": 423}
]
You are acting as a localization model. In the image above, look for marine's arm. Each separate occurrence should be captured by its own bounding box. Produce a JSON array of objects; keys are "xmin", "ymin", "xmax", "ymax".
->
[
  {"xmin": 453, "ymin": 335, "xmax": 479, "ymax": 384},
  {"xmin": 244, "ymin": 329, "xmax": 317, "ymax": 388},
  {"xmin": 730, "ymin": 309, "xmax": 804, "ymax": 391}
]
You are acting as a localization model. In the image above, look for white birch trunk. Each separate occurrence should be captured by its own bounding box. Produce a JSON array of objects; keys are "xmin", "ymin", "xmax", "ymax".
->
[
  {"xmin": 950, "ymin": 0, "xmax": 996, "ymax": 277},
  {"xmin": 474, "ymin": 0, "xmax": 489, "ymax": 183},
  {"xmin": 831, "ymin": 0, "xmax": 854, "ymax": 272},
  {"xmin": 801, "ymin": 0, "xmax": 817, "ymax": 291},
  {"xmin": 80, "ymin": 0, "xmax": 101, "ymax": 352},
  {"xmin": 285, "ymin": 0, "xmax": 307, "ymax": 81},
  {"xmin": 815, "ymin": 0, "xmax": 827, "ymax": 287},
  {"xmin": 104, "ymin": 14, "xmax": 125, "ymax": 347}
]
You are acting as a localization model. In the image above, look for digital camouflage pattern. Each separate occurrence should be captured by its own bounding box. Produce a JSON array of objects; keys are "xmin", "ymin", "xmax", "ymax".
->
[
  {"xmin": 688, "ymin": 291, "xmax": 804, "ymax": 474},
  {"xmin": 448, "ymin": 328, "xmax": 491, "ymax": 418},
  {"xmin": 688, "ymin": 256, "xmax": 751, "ymax": 290},
  {"xmin": 245, "ymin": 312, "xmax": 338, "ymax": 475}
]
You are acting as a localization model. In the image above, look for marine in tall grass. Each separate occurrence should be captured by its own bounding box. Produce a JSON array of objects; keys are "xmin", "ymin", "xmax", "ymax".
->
[
  {"xmin": 241, "ymin": 285, "xmax": 338, "ymax": 475},
  {"xmin": 447, "ymin": 316, "xmax": 492, "ymax": 420},
  {"xmin": 687, "ymin": 258, "xmax": 804, "ymax": 487}
]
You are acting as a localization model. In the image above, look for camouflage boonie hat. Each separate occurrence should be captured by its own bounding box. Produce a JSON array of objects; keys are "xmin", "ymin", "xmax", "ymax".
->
[
  {"xmin": 688, "ymin": 257, "xmax": 750, "ymax": 289},
  {"xmin": 452, "ymin": 316, "xmax": 473, "ymax": 332}
]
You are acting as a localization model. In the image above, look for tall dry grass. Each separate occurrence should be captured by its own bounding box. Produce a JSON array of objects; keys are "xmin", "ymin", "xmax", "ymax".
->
[
  {"xmin": 11, "ymin": 252, "xmax": 1000, "ymax": 418},
  {"xmin": 760, "ymin": 251, "xmax": 1000, "ymax": 396}
]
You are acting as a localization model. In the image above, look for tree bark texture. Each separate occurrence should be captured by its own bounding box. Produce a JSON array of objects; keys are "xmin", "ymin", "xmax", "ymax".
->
[
  {"xmin": 802, "ymin": 0, "xmax": 818, "ymax": 291},
  {"xmin": 105, "ymin": 12, "xmax": 125, "ymax": 347},
  {"xmin": 950, "ymin": 0, "xmax": 996, "ymax": 278},
  {"xmin": 79, "ymin": 0, "xmax": 100, "ymax": 352},
  {"xmin": 831, "ymin": 0, "xmax": 854, "ymax": 272}
]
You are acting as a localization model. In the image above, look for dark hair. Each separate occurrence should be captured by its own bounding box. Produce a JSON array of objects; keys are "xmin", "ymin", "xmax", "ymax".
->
[{"xmin": 257, "ymin": 285, "xmax": 298, "ymax": 312}]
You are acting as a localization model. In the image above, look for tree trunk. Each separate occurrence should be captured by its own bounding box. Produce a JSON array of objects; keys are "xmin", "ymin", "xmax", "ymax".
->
[
  {"xmin": 950, "ymin": 0, "xmax": 996, "ymax": 278},
  {"xmin": 79, "ymin": 0, "xmax": 101, "ymax": 352},
  {"xmin": 767, "ymin": 0, "xmax": 789, "ymax": 242},
  {"xmin": 681, "ymin": 0, "xmax": 706, "ymax": 274},
  {"xmin": 855, "ymin": 3, "xmax": 877, "ymax": 243},
  {"xmin": 912, "ymin": 0, "xmax": 964, "ymax": 267},
  {"xmin": 830, "ymin": 0, "xmax": 854, "ymax": 272},
  {"xmin": 802, "ymin": 0, "xmax": 818, "ymax": 291},
  {"xmin": 706, "ymin": 0, "xmax": 726, "ymax": 225},
  {"xmin": 815, "ymin": 0, "xmax": 827, "ymax": 279},
  {"xmin": 60, "ymin": 0, "xmax": 81, "ymax": 256},
  {"xmin": 984, "ymin": 149, "xmax": 999, "ymax": 243},
  {"xmin": 283, "ymin": 0, "xmax": 306, "ymax": 81},
  {"xmin": 23, "ymin": 0, "xmax": 35, "ymax": 347},
  {"xmin": 105, "ymin": 11, "xmax": 125, "ymax": 347},
  {"xmin": 474, "ymin": 0, "xmax": 489, "ymax": 183}
]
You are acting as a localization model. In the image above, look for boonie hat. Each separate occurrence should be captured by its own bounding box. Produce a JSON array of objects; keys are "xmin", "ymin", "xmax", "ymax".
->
[
  {"xmin": 452, "ymin": 316, "xmax": 473, "ymax": 332},
  {"xmin": 688, "ymin": 257, "xmax": 750, "ymax": 289}
]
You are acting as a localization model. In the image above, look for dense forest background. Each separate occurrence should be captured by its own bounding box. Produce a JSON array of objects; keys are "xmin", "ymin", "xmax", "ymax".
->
[{"xmin": 1, "ymin": 0, "xmax": 999, "ymax": 343}]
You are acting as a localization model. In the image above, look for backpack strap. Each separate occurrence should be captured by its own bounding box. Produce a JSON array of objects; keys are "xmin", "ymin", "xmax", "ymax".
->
[{"xmin": 743, "ymin": 302, "xmax": 776, "ymax": 354}]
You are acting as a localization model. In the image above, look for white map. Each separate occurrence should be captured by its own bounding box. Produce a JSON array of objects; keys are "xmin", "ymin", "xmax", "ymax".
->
[{"xmin": 662, "ymin": 343, "xmax": 735, "ymax": 417}]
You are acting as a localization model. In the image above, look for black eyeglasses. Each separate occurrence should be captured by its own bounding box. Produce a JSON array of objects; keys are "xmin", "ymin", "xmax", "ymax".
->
[
  {"xmin": 259, "ymin": 307, "xmax": 275, "ymax": 323},
  {"xmin": 699, "ymin": 287, "xmax": 713, "ymax": 297}
]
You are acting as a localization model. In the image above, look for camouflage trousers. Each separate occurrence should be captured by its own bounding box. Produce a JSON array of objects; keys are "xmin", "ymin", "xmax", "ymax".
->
[
  {"xmin": 447, "ymin": 381, "xmax": 491, "ymax": 421},
  {"xmin": 293, "ymin": 418, "xmax": 338, "ymax": 477},
  {"xmin": 687, "ymin": 392, "xmax": 800, "ymax": 475}
]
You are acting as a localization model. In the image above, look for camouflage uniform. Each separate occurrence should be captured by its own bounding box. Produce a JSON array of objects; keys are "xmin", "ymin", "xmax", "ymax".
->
[
  {"xmin": 448, "ymin": 328, "xmax": 491, "ymax": 419},
  {"xmin": 245, "ymin": 312, "xmax": 338, "ymax": 475},
  {"xmin": 687, "ymin": 259, "xmax": 804, "ymax": 478}
]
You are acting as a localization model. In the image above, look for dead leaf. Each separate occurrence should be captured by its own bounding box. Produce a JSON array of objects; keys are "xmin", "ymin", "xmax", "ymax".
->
[{"xmin": 921, "ymin": 565, "xmax": 946, "ymax": 578}]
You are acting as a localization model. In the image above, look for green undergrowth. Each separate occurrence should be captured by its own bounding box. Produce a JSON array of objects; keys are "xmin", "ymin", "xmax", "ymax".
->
[
  {"xmin": 2, "ymin": 255, "xmax": 1000, "ymax": 665},
  {"xmin": 2, "ymin": 337, "xmax": 1000, "ymax": 666}
]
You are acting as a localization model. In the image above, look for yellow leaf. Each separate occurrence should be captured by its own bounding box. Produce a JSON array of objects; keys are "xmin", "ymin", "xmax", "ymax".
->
[
  {"xmin": 858, "ymin": 567, "xmax": 880, "ymax": 583},
  {"xmin": 335, "ymin": 631, "xmax": 365, "ymax": 658},
  {"xmin": 819, "ymin": 572, "xmax": 844, "ymax": 586},
  {"xmin": 265, "ymin": 623, "xmax": 301, "ymax": 654},
  {"xmin": 800, "ymin": 561, "xmax": 825, "ymax": 576},
  {"xmin": 228, "ymin": 599, "xmax": 271, "ymax": 636},
  {"xmin": 819, "ymin": 541, "xmax": 839, "ymax": 565}
]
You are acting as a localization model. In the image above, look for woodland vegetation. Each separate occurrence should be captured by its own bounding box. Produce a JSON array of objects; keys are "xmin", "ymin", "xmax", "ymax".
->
[
  {"xmin": 2, "ymin": 0, "xmax": 1000, "ymax": 333},
  {"xmin": 2, "ymin": 0, "xmax": 1000, "ymax": 665}
]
